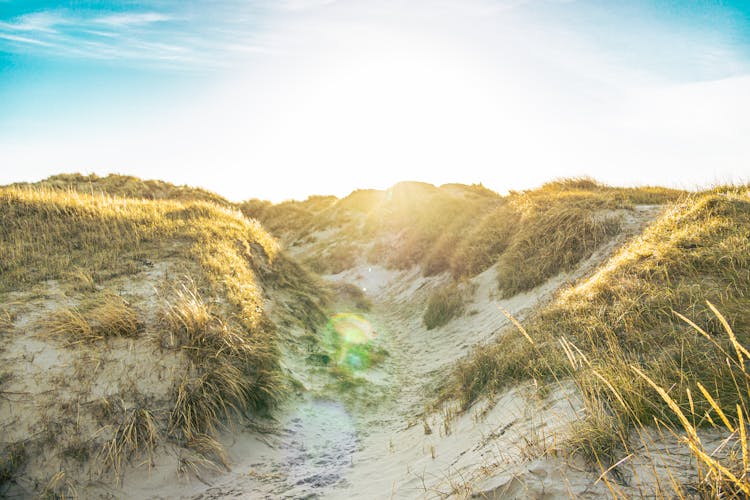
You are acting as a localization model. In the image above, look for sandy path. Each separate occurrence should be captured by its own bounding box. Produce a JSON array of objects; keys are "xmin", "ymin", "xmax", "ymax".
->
[{"xmin": 135, "ymin": 264, "xmax": 574, "ymax": 500}]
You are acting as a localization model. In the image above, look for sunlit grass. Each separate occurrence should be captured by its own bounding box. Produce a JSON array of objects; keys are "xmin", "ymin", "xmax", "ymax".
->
[
  {"xmin": 440, "ymin": 187, "xmax": 750, "ymax": 491},
  {"xmin": 494, "ymin": 193, "xmax": 622, "ymax": 295},
  {"xmin": 14, "ymin": 172, "xmax": 232, "ymax": 207},
  {"xmin": 0, "ymin": 182, "xmax": 289, "ymax": 480},
  {"xmin": 161, "ymin": 280, "xmax": 284, "ymax": 444},
  {"xmin": 246, "ymin": 178, "xmax": 685, "ymax": 294},
  {"xmin": 452, "ymin": 178, "xmax": 683, "ymax": 292}
]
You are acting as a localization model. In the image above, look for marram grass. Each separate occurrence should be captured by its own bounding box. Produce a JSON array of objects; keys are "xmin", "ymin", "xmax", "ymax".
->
[
  {"xmin": 441, "ymin": 188, "xmax": 750, "ymax": 494},
  {"xmin": 0, "ymin": 183, "xmax": 287, "ymax": 480}
]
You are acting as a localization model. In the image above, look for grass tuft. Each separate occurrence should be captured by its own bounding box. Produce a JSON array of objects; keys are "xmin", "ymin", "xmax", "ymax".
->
[
  {"xmin": 161, "ymin": 281, "xmax": 283, "ymax": 450},
  {"xmin": 99, "ymin": 405, "xmax": 159, "ymax": 484},
  {"xmin": 63, "ymin": 267, "xmax": 97, "ymax": 292},
  {"xmin": 159, "ymin": 281, "xmax": 212, "ymax": 348},
  {"xmin": 0, "ymin": 442, "xmax": 28, "ymax": 491},
  {"xmin": 423, "ymin": 284, "xmax": 465, "ymax": 330},
  {"xmin": 40, "ymin": 293, "xmax": 141, "ymax": 343},
  {"xmin": 495, "ymin": 200, "xmax": 622, "ymax": 295},
  {"xmin": 0, "ymin": 307, "xmax": 14, "ymax": 333}
]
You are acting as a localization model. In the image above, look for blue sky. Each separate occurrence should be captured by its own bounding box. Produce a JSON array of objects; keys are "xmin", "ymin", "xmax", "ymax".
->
[{"xmin": 1, "ymin": 0, "xmax": 749, "ymax": 201}]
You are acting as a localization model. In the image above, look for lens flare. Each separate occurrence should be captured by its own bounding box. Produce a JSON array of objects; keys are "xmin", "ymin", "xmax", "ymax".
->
[
  {"xmin": 329, "ymin": 313, "xmax": 375, "ymax": 345},
  {"xmin": 326, "ymin": 313, "xmax": 378, "ymax": 371}
]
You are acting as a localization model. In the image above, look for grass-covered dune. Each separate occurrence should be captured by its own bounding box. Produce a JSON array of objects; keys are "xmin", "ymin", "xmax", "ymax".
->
[
  {"xmin": 0, "ymin": 181, "xmax": 326, "ymax": 497},
  {"xmin": 11, "ymin": 173, "xmax": 232, "ymax": 207},
  {"xmin": 442, "ymin": 187, "xmax": 750, "ymax": 496},
  {"xmin": 245, "ymin": 178, "xmax": 684, "ymax": 294},
  {"xmin": 2, "ymin": 173, "xmax": 732, "ymax": 497}
]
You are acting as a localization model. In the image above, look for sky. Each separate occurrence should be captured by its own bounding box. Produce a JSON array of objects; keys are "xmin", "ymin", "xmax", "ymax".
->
[{"xmin": 1, "ymin": 0, "xmax": 749, "ymax": 202}]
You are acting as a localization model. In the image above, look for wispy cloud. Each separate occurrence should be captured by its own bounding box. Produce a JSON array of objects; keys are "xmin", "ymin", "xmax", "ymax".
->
[
  {"xmin": 0, "ymin": 0, "xmax": 747, "ymax": 79},
  {"xmin": 93, "ymin": 12, "xmax": 173, "ymax": 27},
  {"xmin": 0, "ymin": 32, "xmax": 54, "ymax": 46},
  {"xmin": 0, "ymin": 11, "xmax": 64, "ymax": 32},
  {"xmin": 0, "ymin": 5, "xmax": 270, "ymax": 69}
]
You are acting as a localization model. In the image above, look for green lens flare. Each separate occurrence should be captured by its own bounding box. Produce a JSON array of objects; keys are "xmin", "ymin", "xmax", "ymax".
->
[
  {"xmin": 329, "ymin": 313, "xmax": 375, "ymax": 345},
  {"xmin": 326, "ymin": 313, "xmax": 377, "ymax": 371}
]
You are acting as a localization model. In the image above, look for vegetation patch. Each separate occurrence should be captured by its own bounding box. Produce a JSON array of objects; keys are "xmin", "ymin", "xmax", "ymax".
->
[
  {"xmin": 160, "ymin": 281, "xmax": 283, "ymax": 444},
  {"xmin": 495, "ymin": 195, "xmax": 622, "ymax": 295},
  {"xmin": 13, "ymin": 173, "xmax": 231, "ymax": 207},
  {"xmin": 245, "ymin": 178, "xmax": 685, "ymax": 291},
  {"xmin": 240, "ymin": 195, "xmax": 337, "ymax": 237},
  {"xmin": 0, "ymin": 307, "xmax": 15, "ymax": 334},
  {"xmin": 99, "ymin": 406, "xmax": 159, "ymax": 484},
  {"xmin": 423, "ymin": 284, "xmax": 465, "ymax": 330},
  {"xmin": 441, "ymin": 189, "xmax": 750, "ymax": 472},
  {"xmin": 40, "ymin": 292, "xmax": 141, "ymax": 344},
  {"xmin": 449, "ymin": 200, "xmax": 520, "ymax": 278},
  {"xmin": 0, "ymin": 442, "xmax": 27, "ymax": 491}
]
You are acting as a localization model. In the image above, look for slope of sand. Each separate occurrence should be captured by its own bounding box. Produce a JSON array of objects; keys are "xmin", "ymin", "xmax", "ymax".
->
[{"xmin": 0, "ymin": 260, "xmax": 192, "ymax": 497}]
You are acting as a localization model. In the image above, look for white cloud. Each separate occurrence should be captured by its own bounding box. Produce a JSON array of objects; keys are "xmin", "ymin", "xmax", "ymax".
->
[
  {"xmin": 93, "ymin": 12, "xmax": 173, "ymax": 27},
  {"xmin": 0, "ymin": 11, "xmax": 63, "ymax": 33},
  {"xmin": 0, "ymin": 32, "xmax": 54, "ymax": 46}
]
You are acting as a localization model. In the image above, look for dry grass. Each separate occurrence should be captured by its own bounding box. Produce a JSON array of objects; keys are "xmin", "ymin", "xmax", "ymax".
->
[
  {"xmin": 495, "ymin": 195, "xmax": 622, "ymax": 295},
  {"xmin": 185, "ymin": 434, "xmax": 229, "ymax": 470},
  {"xmin": 240, "ymin": 195, "xmax": 337, "ymax": 236},
  {"xmin": 40, "ymin": 293, "xmax": 141, "ymax": 343},
  {"xmin": 0, "ymin": 180, "xmax": 300, "ymax": 487},
  {"xmin": 451, "ymin": 178, "xmax": 680, "ymax": 292},
  {"xmin": 99, "ymin": 405, "xmax": 159, "ymax": 484},
  {"xmin": 441, "ymin": 188, "xmax": 750, "ymax": 490},
  {"xmin": 161, "ymin": 280, "xmax": 283, "ymax": 448},
  {"xmin": 0, "ymin": 306, "xmax": 16, "ymax": 333},
  {"xmin": 159, "ymin": 281, "xmax": 212, "ymax": 348},
  {"xmin": 63, "ymin": 267, "xmax": 98, "ymax": 292},
  {"xmin": 449, "ymin": 200, "xmax": 520, "ymax": 278},
  {"xmin": 0, "ymin": 185, "xmax": 278, "ymax": 300},
  {"xmin": 246, "ymin": 178, "xmax": 684, "ymax": 292},
  {"xmin": 440, "ymin": 180, "xmax": 682, "ymax": 290},
  {"xmin": 423, "ymin": 284, "xmax": 466, "ymax": 330},
  {"xmin": 370, "ymin": 182, "xmax": 498, "ymax": 273},
  {"xmin": 539, "ymin": 177, "xmax": 683, "ymax": 205},
  {"xmin": 170, "ymin": 367, "xmax": 249, "ymax": 441},
  {"xmin": 15, "ymin": 173, "xmax": 231, "ymax": 207},
  {"xmin": 40, "ymin": 470, "xmax": 78, "ymax": 499}
]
